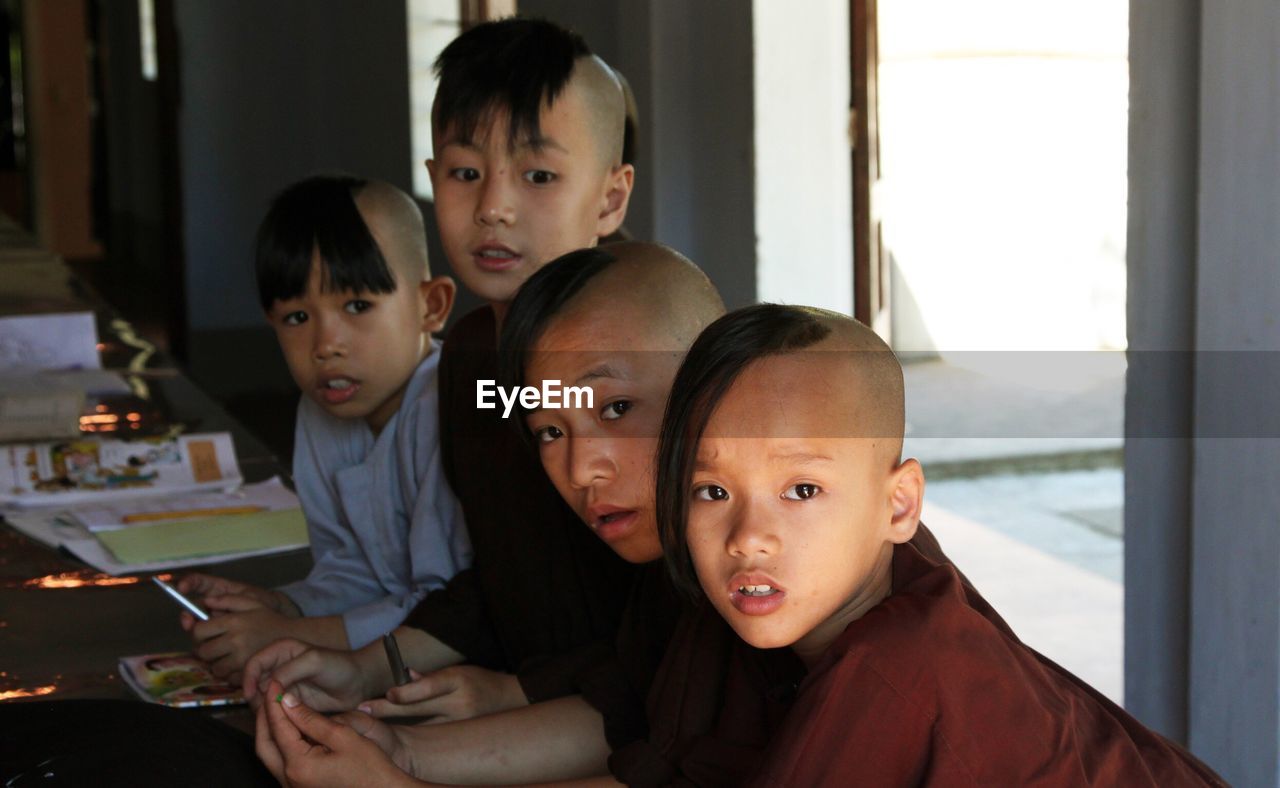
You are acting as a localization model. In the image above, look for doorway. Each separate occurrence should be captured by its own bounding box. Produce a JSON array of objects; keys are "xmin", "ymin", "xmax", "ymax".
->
[{"xmin": 857, "ymin": 0, "xmax": 1130, "ymax": 701}]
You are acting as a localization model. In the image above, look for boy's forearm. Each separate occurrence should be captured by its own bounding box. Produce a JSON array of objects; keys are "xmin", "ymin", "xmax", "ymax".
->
[
  {"xmin": 345, "ymin": 626, "xmax": 466, "ymax": 700},
  {"xmin": 394, "ymin": 625, "xmax": 466, "ymax": 675},
  {"xmin": 286, "ymin": 615, "xmax": 350, "ymax": 651},
  {"xmin": 401, "ymin": 695, "xmax": 611, "ymax": 785}
]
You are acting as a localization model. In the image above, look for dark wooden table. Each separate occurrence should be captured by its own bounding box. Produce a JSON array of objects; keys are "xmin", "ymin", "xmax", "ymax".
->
[{"xmin": 0, "ymin": 220, "xmax": 311, "ymax": 738}]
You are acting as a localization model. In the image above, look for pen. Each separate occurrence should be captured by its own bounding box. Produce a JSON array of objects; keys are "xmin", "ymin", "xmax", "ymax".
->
[
  {"xmin": 153, "ymin": 576, "xmax": 210, "ymax": 621},
  {"xmin": 382, "ymin": 632, "xmax": 411, "ymax": 686}
]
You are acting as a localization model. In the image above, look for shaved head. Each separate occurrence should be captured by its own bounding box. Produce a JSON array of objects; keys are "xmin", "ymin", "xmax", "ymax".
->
[
  {"xmin": 498, "ymin": 242, "xmax": 725, "ymax": 403},
  {"xmin": 570, "ymin": 55, "xmax": 627, "ymax": 168},
  {"xmin": 546, "ymin": 240, "xmax": 724, "ymax": 351},
  {"xmin": 780, "ymin": 307, "xmax": 906, "ymax": 463},
  {"xmin": 353, "ymin": 180, "xmax": 430, "ymax": 282}
]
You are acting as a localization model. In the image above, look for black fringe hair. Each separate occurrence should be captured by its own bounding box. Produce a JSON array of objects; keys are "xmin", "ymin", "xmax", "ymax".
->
[
  {"xmin": 432, "ymin": 17, "xmax": 591, "ymax": 149},
  {"xmin": 254, "ymin": 174, "xmax": 398, "ymax": 311},
  {"xmin": 656, "ymin": 304, "xmax": 834, "ymax": 596},
  {"xmin": 496, "ymin": 246, "xmax": 620, "ymax": 435}
]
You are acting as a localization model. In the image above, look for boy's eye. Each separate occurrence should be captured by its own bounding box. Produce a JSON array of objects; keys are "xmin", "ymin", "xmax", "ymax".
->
[
  {"xmin": 523, "ymin": 170, "xmax": 557, "ymax": 185},
  {"xmin": 450, "ymin": 167, "xmax": 481, "ymax": 182},
  {"xmin": 693, "ymin": 484, "xmax": 729, "ymax": 502},
  {"xmin": 782, "ymin": 483, "xmax": 821, "ymax": 501},
  {"xmin": 344, "ymin": 299, "xmax": 373, "ymax": 314},
  {"xmin": 282, "ymin": 311, "xmax": 307, "ymax": 326},
  {"xmin": 601, "ymin": 400, "xmax": 631, "ymax": 421},
  {"xmin": 533, "ymin": 425, "xmax": 564, "ymax": 444}
]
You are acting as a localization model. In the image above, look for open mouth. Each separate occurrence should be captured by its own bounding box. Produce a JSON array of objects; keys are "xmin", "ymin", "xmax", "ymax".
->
[
  {"xmin": 590, "ymin": 508, "xmax": 639, "ymax": 542},
  {"xmin": 728, "ymin": 574, "xmax": 786, "ymax": 615},
  {"xmin": 318, "ymin": 377, "xmax": 360, "ymax": 405},
  {"xmin": 473, "ymin": 244, "xmax": 523, "ymax": 271}
]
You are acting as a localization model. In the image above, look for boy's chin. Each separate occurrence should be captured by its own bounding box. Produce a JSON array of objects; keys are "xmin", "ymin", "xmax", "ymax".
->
[
  {"xmin": 716, "ymin": 608, "xmax": 797, "ymax": 650},
  {"xmin": 310, "ymin": 393, "xmax": 367, "ymax": 420},
  {"xmin": 455, "ymin": 267, "xmax": 533, "ymax": 306}
]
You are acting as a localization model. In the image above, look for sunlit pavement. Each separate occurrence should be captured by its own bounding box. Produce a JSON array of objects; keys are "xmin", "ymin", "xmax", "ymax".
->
[{"xmin": 903, "ymin": 359, "xmax": 1125, "ymax": 703}]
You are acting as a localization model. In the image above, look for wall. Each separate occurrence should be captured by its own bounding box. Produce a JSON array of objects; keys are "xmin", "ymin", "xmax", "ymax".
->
[
  {"xmin": 1127, "ymin": 1, "xmax": 1280, "ymax": 783},
  {"xmin": 753, "ymin": 0, "xmax": 852, "ymax": 314},
  {"xmin": 519, "ymin": 0, "xmax": 758, "ymax": 309},
  {"xmin": 175, "ymin": 0, "xmax": 413, "ymax": 334},
  {"xmin": 878, "ymin": 0, "xmax": 1129, "ymax": 353}
]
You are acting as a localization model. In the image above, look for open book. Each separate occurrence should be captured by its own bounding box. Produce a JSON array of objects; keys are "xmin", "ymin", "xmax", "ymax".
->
[{"xmin": 0, "ymin": 432, "xmax": 241, "ymax": 508}]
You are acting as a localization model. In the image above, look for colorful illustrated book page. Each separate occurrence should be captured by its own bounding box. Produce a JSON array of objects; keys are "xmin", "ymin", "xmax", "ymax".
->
[
  {"xmin": 117, "ymin": 652, "xmax": 245, "ymax": 708},
  {"xmin": 0, "ymin": 432, "xmax": 241, "ymax": 508}
]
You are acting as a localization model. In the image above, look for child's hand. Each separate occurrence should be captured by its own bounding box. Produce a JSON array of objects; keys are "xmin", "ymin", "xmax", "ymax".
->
[
  {"xmin": 357, "ymin": 665, "xmax": 528, "ymax": 723},
  {"xmin": 256, "ymin": 680, "xmax": 421, "ymax": 788},
  {"xmin": 244, "ymin": 638, "xmax": 378, "ymax": 713},
  {"xmin": 177, "ymin": 573, "xmax": 296, "ymax": 626},
  {"xmin": 192, "ymin": 601, "xmax": 295, "ymax": 681},
  {"xmin": 330, "ymin": 709, "xmax": 414, "ymax": 773}
]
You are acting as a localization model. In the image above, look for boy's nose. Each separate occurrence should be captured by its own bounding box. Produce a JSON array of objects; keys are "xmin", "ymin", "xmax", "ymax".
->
[
  {"xmin": 567, "ymin": 437, "xmax": 615, "ymax": 490},
  {"xmin": 474, "ymin": 174, "xmax": 516, "ymax": 226},
  {"xmin": 725, "ymin": 500, "xmax": 780, "ymax": 558},
  {"xmin": 311, "ymin": 318, "xmax": 348, "ymax": 360}
]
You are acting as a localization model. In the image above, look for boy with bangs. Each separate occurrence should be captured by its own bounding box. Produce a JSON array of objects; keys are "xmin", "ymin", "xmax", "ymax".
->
[
  {"xmin": 177, "ymin": 176, "xmax": 471, "ymax": 680},
  {"xmin": 658, "ymin": 305, "xmax": 1225, "ymax": 786},
  {"xmin": 245, "ymin": 17, "xmax": 641, "ymax": 727}
]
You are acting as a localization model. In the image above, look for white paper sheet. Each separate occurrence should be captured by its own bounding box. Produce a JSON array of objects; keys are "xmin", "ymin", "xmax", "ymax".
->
[
  {"xmin": 71, "ymin": 477, "xmax": 300, "ymax": 532},
  {"xmin": 0, "ymin": 312, "xmax": 101, "ymax": 371},
  {"xmin": 2, "ymin": 477, "xmax": 308, "ymax": 575}
]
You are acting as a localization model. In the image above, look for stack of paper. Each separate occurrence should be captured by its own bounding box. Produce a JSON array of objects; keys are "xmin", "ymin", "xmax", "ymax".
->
[
  {"xmin": 0, "ymin": 431, "xmax": 308, "ymax": 574},
  {"xmin": 3, "ymin": 477, "xmax": 308, "ymax": 575},
  {"xmin": 0, "ymin": 312, "xmax": 126, "ymax": 441}
]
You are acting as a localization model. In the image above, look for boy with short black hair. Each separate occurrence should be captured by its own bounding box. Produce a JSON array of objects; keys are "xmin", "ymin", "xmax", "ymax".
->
[{"xmin": 179, "ymin": 176, "xmax": 470, "ymax": 678}]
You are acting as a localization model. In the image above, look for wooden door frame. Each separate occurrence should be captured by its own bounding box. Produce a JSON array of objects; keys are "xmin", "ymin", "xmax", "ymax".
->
[
  {"xmin": 461, "ymin": 0, "xmax": 515, "ymax": 29},
  {"xmin": 851, "ymin": 0, "xmax": 887, "ymax": 336}
]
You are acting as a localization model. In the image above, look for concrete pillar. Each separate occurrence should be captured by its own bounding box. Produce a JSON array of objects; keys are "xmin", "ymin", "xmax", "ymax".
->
[{"xmin": 1127, "ymin": 1, "xmax": 1280, "ymax": 783}]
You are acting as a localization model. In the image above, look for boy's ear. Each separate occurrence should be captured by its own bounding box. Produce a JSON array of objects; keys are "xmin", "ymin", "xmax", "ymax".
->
[
  {"xmin": 419, "ymin": 275, "xmax": 456, "ymax": 334},
  {"xmin": 425, "ymin": 158, "xmax": 437, "ymax": 182},
  {"xmin": 886, "ymin": 458, "xmax": 924, "ymax": 544},
  {"xmin": 595, "ymin": 163, "xmax": 635, "ymax": 239}
]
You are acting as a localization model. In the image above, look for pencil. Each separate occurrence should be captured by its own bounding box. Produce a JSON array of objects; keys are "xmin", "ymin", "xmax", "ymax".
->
[{"xmin": 122, "ymin": 505, "xmax": 264, "ymax": 524}]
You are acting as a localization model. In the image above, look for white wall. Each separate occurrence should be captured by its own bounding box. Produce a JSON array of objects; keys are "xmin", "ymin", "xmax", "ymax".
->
[
  {"xmin": 879, "ymin": 0, "xmax": 1129, "ymax": 353},
  {"xmin": 752, "ymin": 0, "xmax": 853, "ymax": 315}
]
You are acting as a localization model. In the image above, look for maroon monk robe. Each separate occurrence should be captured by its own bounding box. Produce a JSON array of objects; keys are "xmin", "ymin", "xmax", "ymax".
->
[
  {"xmin": 609, "ymin": 523, "xmax": 979, "ymax": 787},
  {"xmin": 749, "ymin": 542, "xmax": 1226, "ymax": 787}
]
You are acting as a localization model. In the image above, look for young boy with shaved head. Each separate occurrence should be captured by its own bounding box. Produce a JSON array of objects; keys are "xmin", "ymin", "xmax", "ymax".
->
[
  {"xmin": 658, "ymin": 304, "xmax": 1225, "ymax": 786},
  {"xmin": 178, "ymin": 175, "xmax": 470, "ymax": 680}
]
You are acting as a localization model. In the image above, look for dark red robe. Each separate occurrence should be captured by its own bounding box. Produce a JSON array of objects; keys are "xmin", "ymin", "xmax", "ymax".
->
[
  {"xmin": 749, "ymin": 542, "xmax": 1225, "ymax": 787},
  {"xmin": 403, "ymin": 306, "xmax": 636, "ymax": 690}
]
